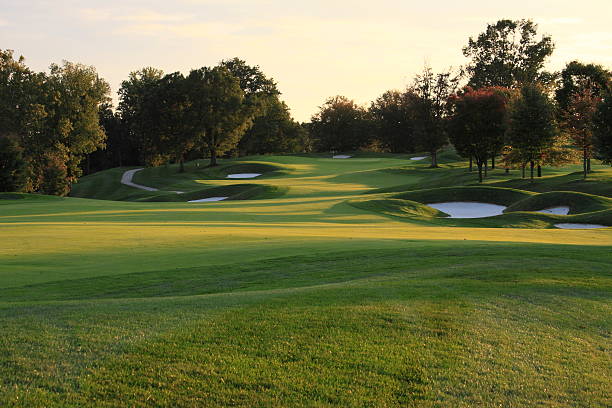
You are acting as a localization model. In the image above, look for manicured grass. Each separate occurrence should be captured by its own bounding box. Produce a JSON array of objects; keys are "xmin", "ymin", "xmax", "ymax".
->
[{"xmin": 1, "ymin": 151, "xmax": 611, "ymax": 407}]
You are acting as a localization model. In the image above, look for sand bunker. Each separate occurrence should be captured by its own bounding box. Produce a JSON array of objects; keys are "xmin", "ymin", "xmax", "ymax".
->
[
  {"xmin": 554, "ymin": 223, "xmax": 607, "ymax": 229},
  {"xmin": 188, "ymin": 197, "xmax": 228, "ymax": 203},
  {"xmin": 332, "ymin": 155, "xmax": 352, "ymax": 159},
  {"xmin": 226, "ymin": 173, "xmax": 261, "ymax": 179},
  {"xmin": 410, "ymin": 156, "xmax": 427, "ymax": 161},
  {"xmin": 536, "ymin": 206, "xmax": 570, "ymax": 215},
  {"xmin": 427, "ymin": 202, "xmax": 507, "ymax": 218}
]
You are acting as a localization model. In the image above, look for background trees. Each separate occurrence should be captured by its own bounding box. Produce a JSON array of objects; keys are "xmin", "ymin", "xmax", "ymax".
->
[
  {"xmin": 0, "ymin": 49, "xmax": 110, "ymax": 195},
  {"xmin": 411, "ymin": 66, "xmax": 458, "ymax": 167},
  {"xmin": 562, "ymin": 88, "xmax": 600, "ymax": 178},
  {"xmin": 462, "ymin": 19, "xmax": 554, "ymax": 88},
  {"xmin": 593, "ymin": 90, "xmax": 612, "ymax": 165},
  {"xmin": 369, "ymin": 90, "xmax": 418, "ymax": 153},
  {"xmin": 448, "ymin": 87, "xmax": 509, "ymax": 182},
  {"xmin": 0, "ymin": 134, "xmax": 27, "ymax": 192},
  {"xmin": 310, "ymin": 96, "xmax": 370, "ymax": 152},
  {"xmin": 506, "ymin": 84, "xmax": 558, "ymax": 180},
  {"xmin": 186, "ymin": 66, "xmax": 254, "ymax": 166}
]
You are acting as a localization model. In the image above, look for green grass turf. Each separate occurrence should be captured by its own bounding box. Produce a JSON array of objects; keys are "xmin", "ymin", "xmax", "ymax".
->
[{"xmin": 1, "ymin": 150, "xmax": 611, "ymax": 407}]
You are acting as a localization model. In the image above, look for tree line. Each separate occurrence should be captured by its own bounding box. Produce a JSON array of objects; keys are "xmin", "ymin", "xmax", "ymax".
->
[
  {"xmin": 0, "ymin": 55, "xmax": 309, "ymax": 194},
  {"xmin": 309, "ymin": 19, "xmax": 612, "ymax": 182},
  {"xmin": 2, "ymin": 18, "xmax": 612, "ymax": 195}
]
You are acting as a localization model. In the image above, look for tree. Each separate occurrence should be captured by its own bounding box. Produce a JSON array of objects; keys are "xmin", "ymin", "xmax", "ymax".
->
[
  {"xmin": 152, "ymin": 72, "xmax": 196, "ymax": 172},
  {"xmin": 593, "ymin": 90, "xmax": 612, "ymax": 165},
  {"xmin": 118, "ymin": 67, "xmax": 165, "ymax": 165},
  {"xmin": 563, "ymin": 88, "xmax": 600, "ymax": 178},
  {"xmin": 463, "ymin": 19, "xmax": 554, "ymax": 88},
  {"xmin": 0, "ymin": 134, "xmax": 28, "ymax": 192},
  {"xmin": 506, "ymin": 84, "xmax": 558, "ymax": 180},
  {"xmin": 310, "ymin": 96, "xmax": 370, "ymax": 152},
  {"xmin": 448, "ymin": 87, "xmax": 509, "ymax": 182},
  {"xmin": 411, "ymin": 66, "xmax": 459, "ymax": 167},
  {"xmin": 35, "ymin": 61, "xmax": 111, "ymax": 193},
  {"xmin": 239, "ymin": 98, "xmax": 309, "ymax": 155},
  {"xmin": 186, "ymin": 66, "xmax": 254, "ymax": 166},
  {"xmin": 369, "ymin": 90, "xmax": 419, "ymax": 153},
  {"xmin": 555, "ymin": 61, "xmax": 611, "ymax": 112}
]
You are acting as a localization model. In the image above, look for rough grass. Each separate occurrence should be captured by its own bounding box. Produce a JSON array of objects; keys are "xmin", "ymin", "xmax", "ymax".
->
[{"xmin": 2, "ymin": 150, "xmax": 611, "ymax": 407}]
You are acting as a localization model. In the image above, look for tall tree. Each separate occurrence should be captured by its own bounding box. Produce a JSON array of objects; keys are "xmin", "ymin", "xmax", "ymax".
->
[
  {"xmin": 563, "ymin": 88, "xmax": 600, "ymax": 178},
  {"xmin": 593, "ymin": 90, "xmax": 612, "ymax": 165},
  {"xmin": 186, "ymin": 66, "xmax": 254, "ymax": 166},
  {"xmin": 37, "ymin": 61, "xmax": 110, "ymax": 193},
  {"xmin": 448, "ymin": 87, "xmax": 509, "ymax": 182},
  {"xmin": 369, "ymin": 90, "xmax": 419, "ymax": 153},
  {"xmin": 411, "ymin": 66, "xmax": 459, "ymax": 167},
  {"xmin": 463, "ymin": 19, "xmax": 554, "ymax": 88},
  {"xmin": 153, "ymin": 72, "xmax": 196, "ymax": 172},
  {"xmin": 506, "ymin": 84, "xmax": 558, "ymax": 180},
  {"xmin": 310, "ymin": 96, "xmax": 370, "ymax": 152},
  {"xmin": 118, "ymin": 67, "xmax": 165, "ymax": 165},
  {"xmin": 555, "ymin": 61, "xmax": 611, "ymax": 112}
]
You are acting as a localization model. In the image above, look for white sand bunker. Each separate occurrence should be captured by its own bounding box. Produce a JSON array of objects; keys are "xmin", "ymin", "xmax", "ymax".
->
[
  {"xmin": 332, "ymin": 154, "xmax": 352, "ymax": 159},
  {"xmin": 410, "ymin": 156, "xmax": 427, "ymax": 161},
  {"xmin": 427, "ymin": 202, "xmax": 507, "ymax": 218},
  {"xmin": 536, "ymin": 206, "xmax": 570, "ymax": 215},
  {"xmin": 226, "ymin": 173, "xmax": 261, "ymax": 179},
  {"xmin": 555, "ymin": 223, "xmax": 607, "ymax": 229},
  {"xmin": 188, "ymin": 197, "xmax": 228, "ymax": 203}
]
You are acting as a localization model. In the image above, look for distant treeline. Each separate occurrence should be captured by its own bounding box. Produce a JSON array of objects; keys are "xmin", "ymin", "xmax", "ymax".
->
[
  {"xmin": 1, "ymin": 18, "xmax": 612, "ymax": 195},
  {"xmin": 310, "ymin": 20, "xmax": 612, "ymax": 182}
]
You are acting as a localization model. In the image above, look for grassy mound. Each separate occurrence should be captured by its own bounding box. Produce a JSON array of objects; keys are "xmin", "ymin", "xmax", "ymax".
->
[
  {"xmin": 394, "ymin": 186, "xmax": 534, "ymax": 206},
  {"xmin": 139, "ymin": 184, "xmax": 287, "ymax": 202},
  {"xmin": 505, "ymin": 191, "xmax": 612, "ymax": 214}
]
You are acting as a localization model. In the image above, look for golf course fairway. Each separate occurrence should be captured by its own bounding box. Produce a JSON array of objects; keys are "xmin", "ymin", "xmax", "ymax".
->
[{"xmin": 1, "ymin": 152, "xmax": 611, "ymax": 407}]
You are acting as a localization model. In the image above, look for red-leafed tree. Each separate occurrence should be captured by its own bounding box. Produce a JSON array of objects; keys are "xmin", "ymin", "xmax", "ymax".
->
[
  {"xmin": 448, "ymin": 87, "xmax": 509, "ymax": 183},
  {"xmin": 563, "ymin": 88, "xmax": 601, "ymax": 178}
]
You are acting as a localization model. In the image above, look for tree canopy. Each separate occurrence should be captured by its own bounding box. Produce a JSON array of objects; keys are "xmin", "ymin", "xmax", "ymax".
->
[{"xmin": 463, "ymin": 19, "xmax": 554, "ymax": 88}]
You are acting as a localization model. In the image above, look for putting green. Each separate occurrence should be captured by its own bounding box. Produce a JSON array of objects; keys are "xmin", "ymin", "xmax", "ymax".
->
[{"xmin": 1, "ymin": 152, "xmax": 611, "ymax": 407}]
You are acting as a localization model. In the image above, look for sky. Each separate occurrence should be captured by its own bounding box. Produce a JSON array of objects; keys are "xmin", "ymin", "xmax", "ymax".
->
[{"xmin": 1, "ymin": 0, "xmax": 611, "ymax": 122}]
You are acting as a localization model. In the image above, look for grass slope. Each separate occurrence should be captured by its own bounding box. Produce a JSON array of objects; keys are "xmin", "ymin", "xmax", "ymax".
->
[{"xmin": 1, "ymin": 151, "xmax": 611, "ymax": 407}]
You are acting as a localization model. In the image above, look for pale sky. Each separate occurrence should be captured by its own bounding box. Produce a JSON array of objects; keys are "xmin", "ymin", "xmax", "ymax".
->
[{"xmin": 1, "ymin": 0, "xmax": 611, "ymax": 121}]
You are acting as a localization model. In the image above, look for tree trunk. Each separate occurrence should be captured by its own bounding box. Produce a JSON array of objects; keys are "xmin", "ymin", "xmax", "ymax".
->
[
  {"xmin": 530, "ymin": 161, "xmax": 534, "ymax": 181},
  {"xmin": 478, "ymin": 162, "xmax": 483, "ymax": 183},
  {"xmin": 179, "ymin": 156, "xmax": 185, "ymax": 173},
  {"xmin": 430, "ymin": 151, "xmax": 438, "ymax": 168},
  {"xmin": 469, "ymin": 157, "xmax": 473, "ymax": 172},
  {"xmin": 583, "ymin": 150, "xmax": 588, "ymax": 178},
  {"xmin": 587, "ymin": 157, "xmax": 591, "ymax": 172},
  {"xmin": 484, "ymin": 158, "xmax": 488, "ymax": 178},
  {"xmin": 537, "ymin": 165, "xmax": 542, "ymax": 178},
  {"xmin": 210, "ymin": 147, "xmax": 217, "ymax": 166},
  {"xmin": 522, "ymin": 163, "xmax": 526, "ymax": 179},
  {"xmin": 505, "ymin": 167, "xmax": 509, "ymax": 174},
  {"xmin": 491, "ymin": 155, "xmax": 495, "ymax": 170}
]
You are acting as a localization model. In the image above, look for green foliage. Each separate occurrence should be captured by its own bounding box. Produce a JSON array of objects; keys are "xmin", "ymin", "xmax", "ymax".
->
[
  {"xmin": 369, "ymin": 90, "xmax": 419, "ymax": 153},
  {"xmin": 463, "ymin": 19, "xmax": 555, "ymax": 88},
  {"xmin": 0, "ymin": 135, "xmax": 27, "ymax": 192},
  {"xmin": 506, "ymin": 84, "xmax": 558, "ymax": 178},
  {"xmin": 310, "ymin": 96, "xmax": 371, "ymax": 152},
  {"xmin": 448, "ymin": 87, "xmax": 509, "ymax": 182},
  {"xmin": 186, "ymin": 66, "xmax": 254, "ymax": 166},
  {"xmin": 555, "ymin": 61, "xmax": 611, "ymax": 112},
  {"xmin": 594, "ymin": 90, "xmax": 612, "ymax": 164},
  {"xmin": 411, "ymin": 66, "xmax": 458, "ymax": 167}
]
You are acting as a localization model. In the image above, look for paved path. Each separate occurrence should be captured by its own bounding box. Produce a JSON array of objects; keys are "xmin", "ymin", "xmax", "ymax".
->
[{"xmin": 120, "ymin": 168, "xmax": 159, "ymax": 191}]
